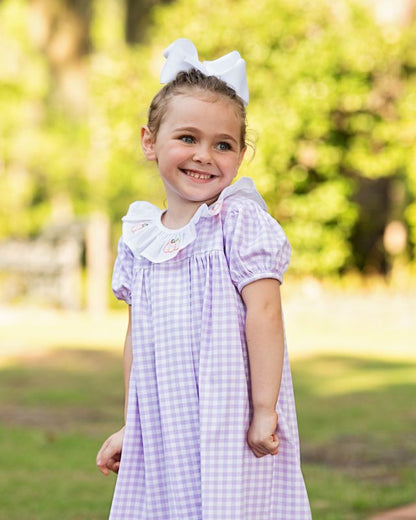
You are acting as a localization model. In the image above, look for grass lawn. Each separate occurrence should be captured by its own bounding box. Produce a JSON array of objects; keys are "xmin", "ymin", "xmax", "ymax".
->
[
  {"xmin": 0, "ymin": 288, "xmax": 415, "ymax": 519},
  {"xmin": 294, "ymin": 356, "xmax": 416, "ymax": 520},
  {"xmin": 0, "ymin": 349, "xmax": 122, "ymax": 520}
]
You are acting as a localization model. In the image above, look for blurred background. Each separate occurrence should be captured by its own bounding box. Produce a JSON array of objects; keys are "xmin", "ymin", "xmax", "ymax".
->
[{"xmin": 0, "ymin": 0, "xmax": 415, "ymax": 519}]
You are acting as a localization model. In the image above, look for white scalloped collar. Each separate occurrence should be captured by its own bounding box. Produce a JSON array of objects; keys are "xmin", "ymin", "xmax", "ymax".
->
[{"xmin": 121, "ymin": 177, "xmax": 266, "ymax": 263}]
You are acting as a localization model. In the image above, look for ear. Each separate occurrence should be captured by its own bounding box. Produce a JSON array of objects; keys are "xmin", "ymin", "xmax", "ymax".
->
[
  {"xmin": 237, "ymin": 146, "xmax": 247, "ymax": 170},
  {"xmin": 141, "ymin": 125, "xmax": 156, "ymax": 161}
]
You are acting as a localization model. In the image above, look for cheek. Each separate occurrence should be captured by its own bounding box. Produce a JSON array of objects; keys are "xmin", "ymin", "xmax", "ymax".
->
[
  {"xmin": 229, "ymin": 157, "xmax": 242, "ymax": 173},
  {"xmin": 158, "ymin": 145, "xmax": 187, "ymax": 167},
  {"xmin": 171, "ymin": 145, "xmax": 190, "ymax": 161}
]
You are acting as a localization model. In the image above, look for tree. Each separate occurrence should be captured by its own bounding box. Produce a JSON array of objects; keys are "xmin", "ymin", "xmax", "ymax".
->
[
  {"xmin": 132, "ymin": 0, "xmax": 416, "ymax": 276},
  {"xmin": 17, "ymin": 0, "xmax": 168, "ymax": 310},
  {"xmin": 1, "ymin": 0, "xmax": 415, "ymax": 296},
  {"xmin": 125, "ymin": 0, "xmax": 173, "ymax": 44}
]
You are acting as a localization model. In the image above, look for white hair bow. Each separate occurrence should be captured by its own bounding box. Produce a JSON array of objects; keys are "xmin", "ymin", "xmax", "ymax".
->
[{"xmin": 160, "ymin": 38, "xmax": 249, "ymax": 106}]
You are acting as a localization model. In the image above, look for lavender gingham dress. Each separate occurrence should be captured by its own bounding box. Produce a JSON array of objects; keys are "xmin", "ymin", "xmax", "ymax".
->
[{"xmin": 110, "ymin": 177, "xmax": 311, "ymax": 520}]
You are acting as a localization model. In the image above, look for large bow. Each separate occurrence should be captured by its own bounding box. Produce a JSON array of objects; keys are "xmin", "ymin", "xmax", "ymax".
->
[{"xmin": 160, "ymin": 38, "xmax": 249, "ymax": 106}]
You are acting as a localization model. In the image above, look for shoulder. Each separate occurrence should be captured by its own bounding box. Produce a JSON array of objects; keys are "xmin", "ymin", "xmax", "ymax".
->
[
  {"xmin": 123, "ymin": 201, "xmax": 161, "ymax": 223},
  {"xmin": 221, "ymin": 195, "xmax": 284, "ymax": 236},
  {"xmin": 217, "ymin": 176, "xmax": 275, "ymax": 225},
  {"xmin": 223, "ymin": 194, "xmax": 266, "ymax": 215},
  {"xmin": 221, "ymin": 195, "xmax": 291, "ymax": 290}
]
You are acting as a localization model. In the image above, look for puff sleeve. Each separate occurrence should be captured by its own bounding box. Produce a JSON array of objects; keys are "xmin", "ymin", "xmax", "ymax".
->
[
  {"xmin": 223, "ymin": 200, "xmax": 291, "ymax": 293},
  {"xmin": 112, "ymin": 237, "xmax": 134, "ymax": 304}
]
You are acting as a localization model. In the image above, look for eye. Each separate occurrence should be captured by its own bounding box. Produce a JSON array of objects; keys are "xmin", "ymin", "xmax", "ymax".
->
[
  {"xmin": 216, "ymin": 141, "xmax": 232, "ymax": 151},
  {"xmin": 179, "ymin": 135, "xmax": 195, "ymax": 144}
]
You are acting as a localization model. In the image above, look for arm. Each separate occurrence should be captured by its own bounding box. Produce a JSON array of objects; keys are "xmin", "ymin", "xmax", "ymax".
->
[
  {"xmin": 241, "ymin": 278, "xmax": 284, "ymax": 458},
  {"xmin": 96, "ymin": 306, "xmax": 133, "ymax": 475},
  {"xmin": 123, "ymin": 306, "xmax": 133, "ymax": 421}
]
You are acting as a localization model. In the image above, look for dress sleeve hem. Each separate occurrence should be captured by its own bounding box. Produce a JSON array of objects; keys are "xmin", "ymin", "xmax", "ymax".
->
[
  {"xmin": 237, "ymin": 272, "xmax": 283, "ymax": 293},
  {"xmin": 112, "ymin": 285, "xmax": 132, "ymax": 305}
]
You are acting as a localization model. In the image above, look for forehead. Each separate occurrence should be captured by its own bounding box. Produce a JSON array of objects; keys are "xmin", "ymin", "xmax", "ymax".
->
[{"xmin": 163, "ymin": 93, "xmax": 242, "ymax": 133}]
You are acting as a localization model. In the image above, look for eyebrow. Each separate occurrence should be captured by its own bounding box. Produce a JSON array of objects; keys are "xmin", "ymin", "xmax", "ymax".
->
[{"xmin": 174, "ymin": 126, "xmax": 238, "ymax": 144}]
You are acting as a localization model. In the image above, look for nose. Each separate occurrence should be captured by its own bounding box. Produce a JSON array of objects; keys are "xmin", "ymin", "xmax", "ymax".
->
[{"xmin": 192, "ymin": 144, "xmax": 212, "ymax": 164}]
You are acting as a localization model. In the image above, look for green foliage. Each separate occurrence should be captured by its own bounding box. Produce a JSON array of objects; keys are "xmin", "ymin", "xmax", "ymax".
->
[
  {"xmin": 143, "ymin": 0, "xmax": 416, "ymax": 275},
  {"xmin": 0, "ymin": 0, "xmax": 90, "ymax": 237},
  {"xmin": 88, "ymin": 47, "xmax": 164, "ymax": 224},
  {"xmin": 0, "ymin": 0, "xmax": 47, "ymax": 236},
  {"xmin": 1, "ymin": 0, "xmax": 416, "ymax": 275}
]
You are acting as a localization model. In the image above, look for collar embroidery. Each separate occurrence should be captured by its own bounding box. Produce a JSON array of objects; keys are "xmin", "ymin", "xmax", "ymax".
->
[{"xmin": 121, "ymin": 177, "xmax": 266, "ymax": 263}]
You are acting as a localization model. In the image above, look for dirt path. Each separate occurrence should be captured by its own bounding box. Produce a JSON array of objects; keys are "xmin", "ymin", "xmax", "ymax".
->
[{"xmin": 368, "ymin": 503, "xmax": 416, "ymax": 519}]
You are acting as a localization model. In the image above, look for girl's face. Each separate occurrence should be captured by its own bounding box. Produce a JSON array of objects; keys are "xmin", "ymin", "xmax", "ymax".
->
[{"xmin": 141, "ymin": 93, "xmax": 246, "ymax": 210}]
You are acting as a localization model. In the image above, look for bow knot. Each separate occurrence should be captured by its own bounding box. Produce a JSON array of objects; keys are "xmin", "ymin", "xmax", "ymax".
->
[{"xmin": 160, "ymin": 38, "xmax": 249, "ymax": 106}]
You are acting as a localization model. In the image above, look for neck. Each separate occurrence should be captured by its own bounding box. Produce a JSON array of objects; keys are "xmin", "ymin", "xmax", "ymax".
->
[{"xmin": 161, "ymin": 201, "xmax": 202, "ymax": 229}]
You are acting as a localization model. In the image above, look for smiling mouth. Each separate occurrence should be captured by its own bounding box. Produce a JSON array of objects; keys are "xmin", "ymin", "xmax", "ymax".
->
[{"xmin": 182, "ymin": 170, "xmax": 214, "ymax": 180}]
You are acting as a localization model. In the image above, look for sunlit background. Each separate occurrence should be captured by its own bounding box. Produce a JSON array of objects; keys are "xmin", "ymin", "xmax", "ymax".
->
[{"xmin": 0, "ymin": 0, "xmax": 415, "ymax": 519}]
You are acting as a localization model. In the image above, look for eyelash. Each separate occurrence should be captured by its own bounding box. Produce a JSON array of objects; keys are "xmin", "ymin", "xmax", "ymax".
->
[
  {"xmin": 179, "ymin": 135, "xmax": 195, "ymax": 144},
  {"xmin": 179, "ymin": 136, "xmax": 232, "ymax": 151},
  {"xmin": 217, "ymin": 142, "xmax": 232, "ymax": 151}
]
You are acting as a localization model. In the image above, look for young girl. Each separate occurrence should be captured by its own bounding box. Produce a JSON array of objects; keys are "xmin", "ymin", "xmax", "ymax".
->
[{"xmin": 97, "ymin": 38, "xmax": 311, "ymax": 520}]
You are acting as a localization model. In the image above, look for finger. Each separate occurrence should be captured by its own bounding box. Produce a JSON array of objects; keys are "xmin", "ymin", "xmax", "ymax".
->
[
  {"xmin": 250, "ymin": 438, "xmax": 280, "ymax": 457},
  {"xmin": 107, "ymin": 456, "xmax": 121, "ymax": 473},
  {"xmin": 96, "ymin": 440, "xmax": 111, "ymax": 465},
  {"xmin": 257, "ymin": 437, "xmax": 279, "ymax": 456},
  {"xmin": 252, "ymin": 448, "xmax": 266, "ymax": 458},
  {"xmin": 96, "ymin": 450, "xmax": 109, "ymax": 469},
  {"xmin": 249, "ymin": 442, "xmax": 269, "ymax": 458},
  {"xmin": 98, "ymin": 454, "xmax": 120, "ymax": 475},
  {"xmin": 99, "ymin": 443, "xmax": 115, "ymax": 461},
  {"xmin": 97, "ymin": 448, "xmax": 115, "ymax": 474},
  {"xmin": 97, "ymin": 462, "xmax": 110, "ymax": 475},
  {"xmin": 270, "ymin": 445, "xmax": 279, "ymax": 455},
  {"xmin": 98, "ymin": 439, "xmax": 120, "ymax": 464}
]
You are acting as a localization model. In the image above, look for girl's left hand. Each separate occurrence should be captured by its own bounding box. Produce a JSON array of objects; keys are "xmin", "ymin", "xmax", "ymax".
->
[{"xmin": 247, "ymin": 410, "xmax": 279, "ymax": 458}]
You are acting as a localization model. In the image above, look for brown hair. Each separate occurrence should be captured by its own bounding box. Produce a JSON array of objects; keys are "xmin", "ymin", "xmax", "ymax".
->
[{"xmin": 147, "ymin": 69, "xmax": 247, "ymax": 149}]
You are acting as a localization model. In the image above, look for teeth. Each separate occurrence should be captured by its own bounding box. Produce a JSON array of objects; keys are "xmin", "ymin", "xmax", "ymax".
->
[{"xmin": 185, "ymin": 170, "xmax": 212, "ymax": 180}]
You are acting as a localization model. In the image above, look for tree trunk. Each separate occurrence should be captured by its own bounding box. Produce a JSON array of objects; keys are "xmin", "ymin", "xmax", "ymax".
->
[
  {"xmin": 125, "ymin": 0, "xmax": 172, "ymax": 43},
  {"xmin": 28, "ymin": 0, "xmax": 111, "ymax": 312},
  {"xmin": 86, "ymin": 212, "xmax": 111, "ymax": 314},
  {"xmin": 28, "ymin": 0, "xmax": 92, "ymax": 114}
]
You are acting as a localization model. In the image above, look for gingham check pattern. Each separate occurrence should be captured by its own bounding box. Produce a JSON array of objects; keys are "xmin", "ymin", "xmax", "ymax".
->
[{"xmin": 109, "ymin": 192, "xmax": 311, "ymax": 519}]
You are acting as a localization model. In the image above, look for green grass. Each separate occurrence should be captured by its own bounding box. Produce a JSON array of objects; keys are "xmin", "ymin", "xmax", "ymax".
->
[
  {"xmin": 0, "ymin": 350, "xmax": 123, "ymax": 520},
  {"xmin": 294, "ymin": 356, "xmax": 416, "ymax": 519},
  {"xmin": 0, "ymin": 349, "xmax": 415, "ymax": 519}
]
